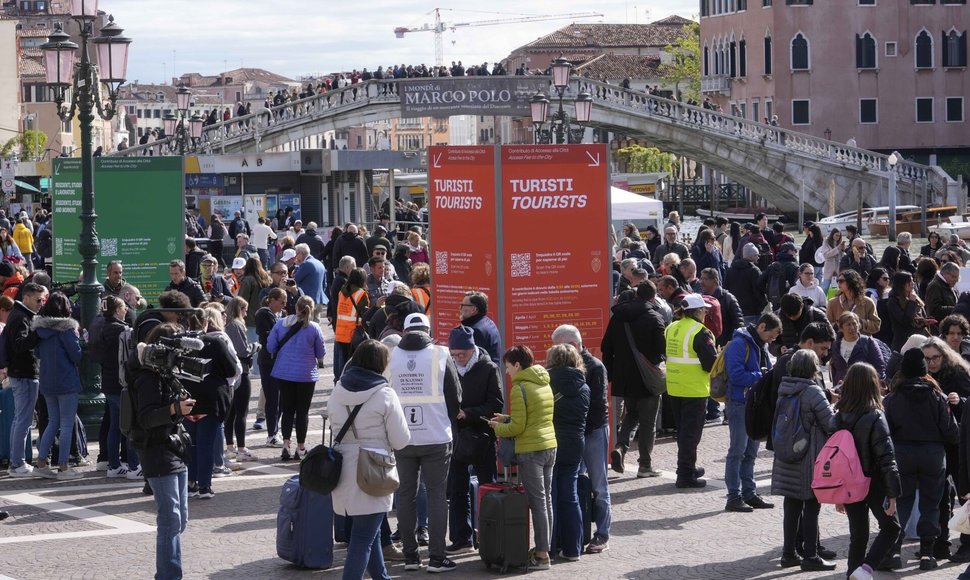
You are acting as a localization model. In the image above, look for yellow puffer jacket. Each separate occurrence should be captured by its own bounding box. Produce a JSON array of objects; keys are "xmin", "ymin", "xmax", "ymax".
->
[
  {"xmin": 493, "ymin": 364, "xmax": 557, "ymax": 453},
  {"xmin": 12, "ymin": 223, "xmax": 33, "ymax": 255}
]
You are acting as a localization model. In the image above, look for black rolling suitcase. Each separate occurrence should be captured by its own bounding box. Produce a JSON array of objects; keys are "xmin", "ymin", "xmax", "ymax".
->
[{"xmin": 478, "ymin": 473, "xmax": 530, "ymax": 573}]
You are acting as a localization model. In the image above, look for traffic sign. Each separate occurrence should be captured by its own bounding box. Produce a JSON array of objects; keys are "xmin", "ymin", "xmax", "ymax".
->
[
  {"xmin": 1, "ymin": 160, "xmax": 15, "ymax": 194},
  {"xmin": 1, "ymin": 178, "xmax": 13, "ymax": 194}
]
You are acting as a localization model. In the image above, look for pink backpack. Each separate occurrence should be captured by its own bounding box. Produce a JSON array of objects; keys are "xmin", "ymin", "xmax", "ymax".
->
[{"xmin": 811, "ymin": 429, "xmax": 871, "ymax": 504}]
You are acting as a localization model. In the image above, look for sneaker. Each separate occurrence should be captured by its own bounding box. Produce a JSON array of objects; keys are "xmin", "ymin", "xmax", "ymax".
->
[
  {"xmin": 252, "ymin": 418, "xmax": 265, "ymax": 431},
  {"xmin": 292, "ymin": 448, "xmax": 306, "ymax": 461},
  {"xmin": 8, "ymin": 463, "xmax": 35, "ymax": 477},
  {"xmin": 559, "ymin": 553, "xmax": 580, "ymax": 562},
  {"xmin": 188, "ymin": 483, "xmax": 199, "ymax": 498},
  {"xmin": 725, "ymin": 498, "xmax": 754, "ymax": 513},
  {"xmin": 919, "ymin": 556, "xmax": 938, "ymax": 571},
  {"xmin": 849, "ymin": 563, "xmax": 873, "ymax": 580},
  {"xmin": 585, "ymin": 535, "xmax": 610, "ymax": 554},
  {"xmin": 417, "ymin": 526, "xmax": 430, "ymax": 546},
  {"xmin": 675, "ymin": 478, "xmax": 707, "ymax": 489},
  {"xmin": 610, "ymin": 446, "xmax": 625, "ymax": 474},
  {"xmin": 526, "ymin": 554, "xmax": 551, "ymax": 571},
  {"xmin": 743, "ymin": 495, "xmax": 775, "ymax": 509},
  {"xmin": 72, "ymin": 456, "xmax": 91, "ymax": 467},
  {"xmin": 636, "ymin": 467, "xmax": 661, "ymax": 478},
  {"xmin": 95, "ymin": 460, "xmax": 109, "ymax": 471},
  {"xmin": 197, "ymin": 487, "xmax": 215, "ymax": 499},
  {"xmin": 125, "ymin": 467, "xmax": 143, "ymax": 481},
  {"xmin": 56, "ymin": 467, "xmax": 82, "ymax": 480},
  {"xmin": 106, "ymin": 466, "xmax": 129, "ymax": 478},
  {"xmin": 427, "ymin": 557, "xmax": 456, "ymax": 573},
  {"xmin": 35, "ymin": 465, "xmax": 59, "ymax": 479},
  {"xmin": 235, "ymin": 448, "xmax": 255, "ymax": 461},
  {"xmin": 212, "ymin": 466, "xmax": 233, "ymax": 478},
  {"xmin": 225, "ymin": 460, "xmax": 243, "ymax": 472},
  {"xmin": 445, "ymin": 542, "xmax": 475, "ymax": 555},
  {"xmin": 404, "ymin": 555, "xmax": 423, "ymax": 571},
  {"xmin": 266, "ymin": 435, "xmax": 283, "ymax": 447},
  {"xmin": 383, "ymin": 542, "xmax": 406, "ymax": 561},
  {"xmin": 874, "ymin": 553, "xmax": 901, "ymax": 571},
  {"xmin": 391, "ymin": 530, "xmax": 402, "ymax": 542},
  {"xmin": 281, "ymin": 447, "xmax": 292, "ymax": 461}
]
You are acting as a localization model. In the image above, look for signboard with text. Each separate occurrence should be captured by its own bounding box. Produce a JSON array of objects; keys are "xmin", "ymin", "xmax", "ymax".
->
[
  {"xmin": 428, "ymin": 146, "xmax": 498, "ymax": 343},
  {"xmin": 500, "ymin": 144, "xmax": 611, "ymax": 361},
  {"xmin": 400, "ymin": 77, "xmax": 547, "ymax": 118},
  {"xmin": 53, "ymin": 156, "xmax": 185, "ymax": 302}
]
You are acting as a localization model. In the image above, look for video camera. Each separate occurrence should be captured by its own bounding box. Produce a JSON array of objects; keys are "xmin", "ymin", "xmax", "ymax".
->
[{"xmin": 140, "ymin": 331, "xmax": 212, "ymax": 382}]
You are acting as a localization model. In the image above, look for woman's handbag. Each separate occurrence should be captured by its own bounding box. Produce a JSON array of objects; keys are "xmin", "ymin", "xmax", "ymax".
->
[
  {"xmin": 298, "ymin": 405, "xmax": 362, "ymax": 495},
  {"xmin": 453, "ymin": 429, "xmax": 492, "ymax": 465},
  {"xmin": 623, "ymin": 322, "xmax": 667, "ymax": 396},
  {"xmin": 347, "ymin": 408, "xmax": 400, "ymax": 496},
  {"xmin": 950, "ymin": 498, "xmax": 970, "ymax": 535}
]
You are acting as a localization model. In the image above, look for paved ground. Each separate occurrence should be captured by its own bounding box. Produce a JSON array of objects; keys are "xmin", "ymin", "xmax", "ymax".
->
[{"xmin": 0, "ymin": 371, "xmax": 963, "ymax": 579}]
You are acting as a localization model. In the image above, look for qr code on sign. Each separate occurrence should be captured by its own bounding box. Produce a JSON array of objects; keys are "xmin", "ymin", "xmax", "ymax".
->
[
  {"xmin": 511, "ymin": 253, "xmax": 531, "ymax": 278},
  {"xmin": 101, "ymin": 238, "xmax": 119, "ymax": 257},
  {"xmin": 434, "ymin": 251, "xmax": 448, "ymax": 275}
]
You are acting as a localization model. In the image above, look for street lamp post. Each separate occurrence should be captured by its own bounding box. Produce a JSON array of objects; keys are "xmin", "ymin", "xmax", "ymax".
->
[
  {"xmin": 163, "ymin": 84, "xmax": 202, "ymax": 155},
  {"xmin": 887, "ymin": 151, "xmax": 899, "ymax": 242},
  {"xmin": 42, "ymin": 0, "xmax": 131, "ymax": 431},
  {"xmin": 530, "ymin": 55, "xmax": 593, "ymax": 144}
]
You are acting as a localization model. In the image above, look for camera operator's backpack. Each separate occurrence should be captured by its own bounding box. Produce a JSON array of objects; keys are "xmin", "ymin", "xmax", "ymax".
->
[
  {"xmin": 117, "ymin": 326, "xmax": 135, "ymax": 388},
  {"xmin": 119, "ymin": 383, "xmax": 139, "ymax": 443}
]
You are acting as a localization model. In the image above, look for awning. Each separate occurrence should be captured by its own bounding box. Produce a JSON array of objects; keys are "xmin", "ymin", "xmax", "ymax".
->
[{"xmin": 14, "ymin": 180, "xmax": 40, "ymax": 193}]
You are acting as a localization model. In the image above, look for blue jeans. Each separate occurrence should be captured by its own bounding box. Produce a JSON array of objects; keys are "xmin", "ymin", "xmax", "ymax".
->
[
  {"xmin": 186, "ymin": 415, "xmax": 220, "ymax": 489},
  {"xmin": 147, "ymin": 470, "xmax": 188, "ymax": 580},
  {"xmin": 344, "ymin": 512, "xmax": 390, "ymax": 580},
  {"xmin": 8, "ymin": 377, "xmax": 38, "ymax": 468},
  {"xmin": 105, "ymin": 394, "xmax": 139, "ymax": 470},
  {"xmin": 333, "ymin": 343, "xmax": 350, "ymax": 384},
  {"xmin": 725, "ymin": 400, "xmax": 760, "ymax": 502},
  {"xmin": 38, "ymin": 392, "xmax": 79, "ymax": 466},
  {"xmin": 552, "ymin": 459, "xmax": 583, "ymax": 558},
  {"xmin": 257, "ymin": 248, "xmax": 270, "ymax": 270},
  {"xmin": 813, "ymin": 266, "xmax": 824, "ymax": 284},
  {"xmin": 581, "ymin": 424, "xmax": 612, "ymax": 540}
]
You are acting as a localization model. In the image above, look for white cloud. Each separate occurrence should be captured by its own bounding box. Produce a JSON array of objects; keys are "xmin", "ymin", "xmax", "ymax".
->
[{"xmin": 105, "ymin": 0, "xmax": 695, "ymax": 83}]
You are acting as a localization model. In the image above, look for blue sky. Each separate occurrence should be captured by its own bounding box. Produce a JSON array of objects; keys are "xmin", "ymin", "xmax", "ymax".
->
[{"xmin": 105, "ymin": 0, "xmax": 694, "ymax": 83}]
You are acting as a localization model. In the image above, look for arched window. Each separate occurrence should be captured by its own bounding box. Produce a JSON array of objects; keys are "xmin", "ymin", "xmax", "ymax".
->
[
  {"xmin": 739, "ymin": 38, "xmax": 747, "ymax": 76},
  {"xmin": 791, "ymin": 33, "xmax": 809, "ymax": 70},
  {"xmin": 915, "ymin": 30, "xmax": 933, "ymax": 69},
  {"xmin": 764, "ymin": 34, "xmax": 772, "ymax": 74},
  {"xmin": 703, "ymin": 45, "xmax": 710, "ymax": 76},
  {"xmin": 730, "ymin": 36, "xmax": 737, "ymax": 77},
  {"xmin": 943, "ymin": 29, "xmax": 968, "ymax": 68},
  {"xmin": 856, "ymin": 32, "xmax": 877, "ymax": 68}
]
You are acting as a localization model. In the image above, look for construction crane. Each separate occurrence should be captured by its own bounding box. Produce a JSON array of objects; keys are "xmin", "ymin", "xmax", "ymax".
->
[{"xmin": 394, "ymin": 9, "xmax": 603, "ymax": 67}]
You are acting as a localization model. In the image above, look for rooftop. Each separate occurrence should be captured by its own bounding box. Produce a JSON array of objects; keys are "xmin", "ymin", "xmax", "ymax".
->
[
  {"xmin": 573, "ymin": 53, "xmax": 663, "ymax": 80},
  {"xmin": 522, "ymin": 20, "xmax": 692, "ymax": 51}
]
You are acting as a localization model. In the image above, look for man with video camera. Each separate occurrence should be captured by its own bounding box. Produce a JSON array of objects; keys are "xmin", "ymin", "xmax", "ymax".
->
[{"xmin": 128, "ymin": 322, "xmax": 197, "ymax": 580}]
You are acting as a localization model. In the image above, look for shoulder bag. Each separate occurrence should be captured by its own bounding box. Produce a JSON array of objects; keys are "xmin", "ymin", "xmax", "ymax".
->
[
  {"xmin": 348, "ymin": 407, "xmax": 400, "ymax": 497},
  {"xmin": 497, "ymin": 384, "xmax": 527, "ymax": 467},
  {"xmin": 623, "ymin": 322, "xmax": 667, "ymax": 396},
  {"xmin": 270, "ymin": 322, "xmax": 302, "ymax": 361},
  {"xmin": 348, "ymin": 291, "xmax": 370, "ymax": 352},
  {"xmin": 299, "ymin": 404, "xmax": 362, "ymax": 495}
]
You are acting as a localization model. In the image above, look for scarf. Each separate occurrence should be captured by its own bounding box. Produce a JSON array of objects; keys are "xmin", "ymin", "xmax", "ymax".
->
[{"xmin": 455, "ymin": 348, "xmax": 480, "ymax": 377}]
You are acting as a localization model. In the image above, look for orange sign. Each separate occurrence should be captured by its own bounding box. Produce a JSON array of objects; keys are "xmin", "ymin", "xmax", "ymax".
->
[
  {"xmin": 500, "ymin": 144, "xmax": 611, "ymax": 361},
  {"xmin": 428, "ymin": 146, "xmax": 498, "ymax": 344}
]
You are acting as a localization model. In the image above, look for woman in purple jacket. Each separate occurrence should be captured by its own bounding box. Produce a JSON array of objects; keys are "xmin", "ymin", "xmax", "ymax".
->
[{"xmin": 268, "ymin": 295, "xmax": 326, "ymax": 461}]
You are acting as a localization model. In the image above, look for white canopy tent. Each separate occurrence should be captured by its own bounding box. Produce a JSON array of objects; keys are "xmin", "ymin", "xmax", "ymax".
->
[{"xmin": 611, "ymin": 186, "xmax": 664, "ymax": 232}]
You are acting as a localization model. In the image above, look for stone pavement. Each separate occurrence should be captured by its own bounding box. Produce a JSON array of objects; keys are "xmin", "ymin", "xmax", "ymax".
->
[{"xmin": 0, "ymin": 371, "xmax": 961, "ymax": 579}]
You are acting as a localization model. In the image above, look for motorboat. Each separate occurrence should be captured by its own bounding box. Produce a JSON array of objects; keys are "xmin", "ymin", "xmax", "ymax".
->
[
  {"xmin": 817, "ymin": 205, "xmax": 920, "ymax": 235},
  {"xmin": 695, "ymin": 208, "xmax": 784, "ymax": 222},
  {"xmin": 869, "ymin": 206, "xmax": 959, "ymax": 237},
  {"xmin": 931, "ymin": 215, "xmax": 970, "ymax": 240}
]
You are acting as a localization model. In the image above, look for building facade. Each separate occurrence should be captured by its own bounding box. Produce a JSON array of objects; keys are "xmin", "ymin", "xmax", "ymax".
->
[{"xmin": 699, "ymin": 0, "xmax": 969, "ymax": 172}]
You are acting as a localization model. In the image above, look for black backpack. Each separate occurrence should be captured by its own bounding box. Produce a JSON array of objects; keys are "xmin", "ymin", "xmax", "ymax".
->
[{"xmin": 745, "ymin": 369, "xmax": 775, "ymax": 443}]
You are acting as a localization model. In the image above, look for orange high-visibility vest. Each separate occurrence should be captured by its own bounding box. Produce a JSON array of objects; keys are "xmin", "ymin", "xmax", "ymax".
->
[
  {"xmin": 412, "ymin": 286, "xmax": 431, "ymax": 313},
  {"xmin": 335, "ymin": 288, "xmax": 367, "ymax": 344}
]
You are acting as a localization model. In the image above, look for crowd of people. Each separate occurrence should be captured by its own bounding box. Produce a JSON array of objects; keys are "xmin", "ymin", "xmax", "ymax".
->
[
  {"xmin": 8, "ymin": 202, "xmax": 970, "ymax": 579},
  {"xmin": 611, "ymin": 210, "xmax": 970, "ymax": 579}
]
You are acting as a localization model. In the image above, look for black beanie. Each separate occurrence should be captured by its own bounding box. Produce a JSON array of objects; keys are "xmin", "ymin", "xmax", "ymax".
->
[{"xmin": 900, "ymin": 348, "xmax": 927, "ymax": 379}]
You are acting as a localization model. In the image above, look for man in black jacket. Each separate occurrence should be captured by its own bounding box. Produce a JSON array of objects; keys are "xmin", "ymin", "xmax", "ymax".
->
[
  {"xmin": 601, "ymin": 281, "xmax": 667, "ymax": 479},
  {"xmin": 700, "ymin": 267, "xmax": 744, "ymax": 348},
  {"xmin": 725, "ymin": 243, "xmax": 768, "ymax": 324},
  {"xmin": 166, "ymin": 260, "xmax": 205, "ymax": 307},
  {"xmin": 553, "ymin": 324, "xmax": 613, "ymax": 554},
  {"xmin": 446, "ymin": 325, "xmax": 503, "ymax": 555},
  {"xmin": 774, "ymin": 294, "xmax": 830, "ymax": 356},
  {"xmin": 295, "ymin": 222, "xmax": 326, "ymax": 260},
  {"xmin": 332, "ymin": 224, "xmax": 369, "ymax": 270},
  {"xmin": 5, "ymin": 282, "xmax": 46, "ymax": 477},
  {"xmin": 130, "ymin": 322, "xmax": 196, "ymax": 580}
]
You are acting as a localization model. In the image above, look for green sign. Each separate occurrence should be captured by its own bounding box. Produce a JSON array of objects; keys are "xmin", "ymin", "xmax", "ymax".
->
[{"xmin": 53, "ymin": 157, "xmax": 185, "ymax": 302}]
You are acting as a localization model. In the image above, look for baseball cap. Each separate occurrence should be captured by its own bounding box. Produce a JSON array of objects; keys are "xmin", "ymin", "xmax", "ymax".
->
[
  {"xmin": 779, "ymin": 242, "xmax": 797, "ymax": 254},
  {"xmin": 280, "ymin": 248, "xmax": 297, "ymax": 262},
  {"xmin": 201, "ymin": 254, "xmax": 217, "ymax": 264},
  {"xmin": 404, "ymin": 313, "xmax": 431, "ymax": 331},
  {"xmin": 681, "ymin": 293, "xmax": 707, "ymax": 311},
  {"xmin": 231, "ymin": 257, "xmax": 246, "ymax": 269}
]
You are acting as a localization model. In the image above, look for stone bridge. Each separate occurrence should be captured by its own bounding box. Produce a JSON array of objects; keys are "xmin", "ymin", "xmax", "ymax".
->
[{"xmin": 113, "ymin": 77, "xmax": 960, "ymax": 215}]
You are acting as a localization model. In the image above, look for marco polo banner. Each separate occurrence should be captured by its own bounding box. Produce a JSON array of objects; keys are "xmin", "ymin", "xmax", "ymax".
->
[{"xmin": 400, "ymin": 77, "xmax": 547, "ymax": 118}]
